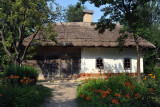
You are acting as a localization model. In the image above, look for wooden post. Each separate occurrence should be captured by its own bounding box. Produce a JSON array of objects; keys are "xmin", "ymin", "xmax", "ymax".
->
[
  {"xmin": 57, "ymin": 59, "xmax": 61, "ymax": 77},
  {"xmin": 70, "ymin": 59, "xmax": 73, "ymax": 78}
]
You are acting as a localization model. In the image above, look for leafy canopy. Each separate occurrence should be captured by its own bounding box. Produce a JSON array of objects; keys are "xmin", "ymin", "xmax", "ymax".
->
[
  {"xmin": 0, "ymin": 0, "xmax": 58, "ymax": 65},
  {"xmin": 65, "ymin": 2, "xmax": 86, "ymax": 22}
]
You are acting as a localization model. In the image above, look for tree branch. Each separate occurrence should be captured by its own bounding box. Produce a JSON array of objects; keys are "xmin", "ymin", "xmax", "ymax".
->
[
  {"xmin": 20, "ymin": 26, "xmax": 41, "ymax": 63},
  {"xmin": 0, "ymin": 25, "xmax": 15, "ymax": 63}
]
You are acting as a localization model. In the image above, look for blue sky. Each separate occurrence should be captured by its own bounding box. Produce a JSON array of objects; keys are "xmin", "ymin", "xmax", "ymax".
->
[{"xmin": 55, "ymin": 0, "xmax": 105, "ymax": 22}]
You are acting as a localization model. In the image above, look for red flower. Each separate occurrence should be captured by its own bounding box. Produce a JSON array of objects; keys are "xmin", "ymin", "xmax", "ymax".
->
[
  {"xmin": 26, "ymin": 80, "xmax": 29, "ymax": 83},
  {"xmin": 20, "ymin": 79, "xmax": 23, "ymax": 83},
  {"xmin": 5, "ymin": 77, "xmax": 8, "ymax": 79},
  {"xmin": 93, "ymin": 89, "xmax": 97, "ymax": 92},
  {"xmin": 130, "ymin": 86, "xmax": 135, "ymax": 89},
  {"xmin": 81, "ymin": 94, "xmax": 84, "ymax": 98},
  {"xmin": 149, "ymin": 88, "xmax": 155, "ymax": 92},
  {"xmin": 98, "ymin": 90, "xmax": 102, "ymax": 93},
  {"xmin": 88, "ymin": 88, "xmax": 92, "ymax": 91},
  {"xmin": 108, "ymin": 89, "xmax": 112, "ymax": 92},
  {"xmin": 16, "ymin": 76, "xmax": 19, "ymax": 79},
  {"xmin": 115, "ymin": 93, "xmax": 121, "ymax": 98},
  {"xmin": 102, "ymin": 91, "xmax": 110, "ymax": 95},
  {"xmin": 125, "ymin": 94, "xmax": 130, "ymax": 98},
  {"xmin": 134, "ymin": 93, "xmax": 140, "ymax": 99},
  {"xmin": 0, "ymin": 93, "xmax": 2, "ymax": 96},
  {"xmin": 86, "ymin": 96, "xmax": 91, "ymax": 100},
  {"xmin": 10, "ymin": 75, "xmax": 14, "ymax": 78},
  {"xmin": 0, "ymin": 78, "xmax": 2, "ymax": 80},
  {"xmin": 23, "ymin": 77, "xmax": 27, "ymax": 79},
  {"xmin": 130, "ymin": 89, "xmax": 133, "ymax": 93},
  {"xmin": 102, "ymin": 94, "xmax": 106, "ymax": 98},
  {"xmin": 4, "ymin": 84, "xmax": 7, "ymax": 87},
  {"xmin": 124, "ymin": 82, "xmax": 131, "ymax": 87},
  {"xmin": 112, "ymin": 99, "xmax": 119, "ymax": 104}
]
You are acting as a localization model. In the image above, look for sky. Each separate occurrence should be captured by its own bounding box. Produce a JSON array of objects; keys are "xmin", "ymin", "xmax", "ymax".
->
[{"xmin": 55, "ymin": 0, "xmax": 105, "ymax": 22}]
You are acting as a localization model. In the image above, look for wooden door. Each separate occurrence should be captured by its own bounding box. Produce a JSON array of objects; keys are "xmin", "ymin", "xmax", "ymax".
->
[{"xmin": 60, "ymin": 54, "xmax": 72, "ymax": 77}]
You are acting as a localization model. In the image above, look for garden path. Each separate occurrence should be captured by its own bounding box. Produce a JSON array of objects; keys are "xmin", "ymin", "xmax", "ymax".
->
[{"xmin": 40, "ymin": 79, "xmax": 82, "ymax": 107}]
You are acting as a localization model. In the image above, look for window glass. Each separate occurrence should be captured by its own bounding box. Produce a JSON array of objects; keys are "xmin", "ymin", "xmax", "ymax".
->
[
  {"xmin": 96, "ymin": 58, "xmax": 104, "ymax": 69},
  {"xmin": 124, "ymin": 58, "xmax": 131, "ymax": 70}
]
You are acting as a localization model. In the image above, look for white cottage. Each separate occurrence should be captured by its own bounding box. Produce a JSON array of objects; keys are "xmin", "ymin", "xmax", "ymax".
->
[{"xmin": 23, "ymin": 10, "xmax": 155, "ymax": 79}]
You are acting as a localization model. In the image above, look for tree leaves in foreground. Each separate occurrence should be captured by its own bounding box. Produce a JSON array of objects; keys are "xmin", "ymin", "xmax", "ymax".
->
[
  {"xmin": 0, "ymin": 0, "xmax": 59, "ymax": 65},
  {"xmin": 81, "ymin": 0, "xmax": 160, "ymax": 82}
]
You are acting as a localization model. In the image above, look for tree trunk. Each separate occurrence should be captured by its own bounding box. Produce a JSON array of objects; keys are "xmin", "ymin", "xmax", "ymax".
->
[{"xmin": 135, "ymin": 38, "xmax": 142, "ymax": 82}]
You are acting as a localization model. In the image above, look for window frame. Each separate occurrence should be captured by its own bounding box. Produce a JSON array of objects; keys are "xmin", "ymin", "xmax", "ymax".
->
[
  {"xmin": 123, "ymin": 58, "xmax": 132, "ymax": 70},
  {"xmin": 96, "ymin": 57, "xmax": 104, "ymax": 69}
]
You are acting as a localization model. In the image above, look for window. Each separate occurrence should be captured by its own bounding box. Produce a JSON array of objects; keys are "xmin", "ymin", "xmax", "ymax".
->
[
  {"xmin": 124, "ymin": 58, "xmax": 131, "ymax": 70},
  {"xmin": 96, "ymin": 58, "xmax": 104, "ymax": 69}
]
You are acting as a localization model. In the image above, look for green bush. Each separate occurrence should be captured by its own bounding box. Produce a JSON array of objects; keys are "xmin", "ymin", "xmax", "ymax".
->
[
  {"xmin": 154, "ymin": 67, "xmax": 160, "ymax": 81},
  {"xmin": 0, "ymin": 85, "xmax": 52, "ymax": 107},
  {"xmin": 143, "ymin": 72, "xmax": 160, "ymax": 106},
  {"xmin": 3, "ymin": 65, "xmax": 39, "ymax": 85},
  {"xmin": 77, "ymin": 74, "xmax": 158, "ymax": 107}
]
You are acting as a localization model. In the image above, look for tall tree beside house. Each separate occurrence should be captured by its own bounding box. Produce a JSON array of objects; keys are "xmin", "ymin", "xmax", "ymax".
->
[
  {"xmin": 144, "ymin": 19, "xmax": 160, "ymax": 73},
  {"xmin": 81, "ymin": 0, "xmax": 158, "ymax": 82},
  {"xmin": 0, "ymin": 0, "xmax": 59, "ymax": 65},
  {"xmin": 65, "ymin": 2, "xmax": 86, "ymax": 22}
]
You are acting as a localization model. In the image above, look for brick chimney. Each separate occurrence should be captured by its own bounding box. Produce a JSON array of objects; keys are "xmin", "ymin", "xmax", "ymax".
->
[{"xmin": 83, "ymin": 9, "xmax": 94, "ymax": 22}]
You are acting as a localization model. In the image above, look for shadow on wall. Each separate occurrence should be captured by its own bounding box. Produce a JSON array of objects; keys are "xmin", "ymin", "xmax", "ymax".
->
[
  {"xmin": 37, "ymin": 57, "xmax": 81, "ymax": 79},
  {"xmin": 37, "ymin": 59, "xmax": 59, "ymax": 78}
]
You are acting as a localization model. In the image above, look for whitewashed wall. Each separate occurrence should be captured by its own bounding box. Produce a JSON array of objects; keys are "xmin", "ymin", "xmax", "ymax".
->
[{"xmin": 81, "ymin": 48, "xmax": 144, "ymax": 73}]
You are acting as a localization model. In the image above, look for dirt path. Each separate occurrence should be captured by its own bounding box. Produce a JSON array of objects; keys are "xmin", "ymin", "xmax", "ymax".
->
[{"xmin": 40, "ymin": 80, "xmax": 81, "ymax": 107}]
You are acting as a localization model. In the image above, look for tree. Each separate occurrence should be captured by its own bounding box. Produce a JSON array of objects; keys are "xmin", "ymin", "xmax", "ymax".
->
[
  {"xmin": 143, "ymin": 2, "xmax": 160, "ymax": 73},
  {"xmin": 81, "ymin": 0, "xmax": 158, "ymax": 82},
  {"xmin": 65, "ymin": 2, "xmax": 86, "ymax": 22},
  {"xmin": 0, "ymin": 0, "xmax": 58, "ymax": 65}
]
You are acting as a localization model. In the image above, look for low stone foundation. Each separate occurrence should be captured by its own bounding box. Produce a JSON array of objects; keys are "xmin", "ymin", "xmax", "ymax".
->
[{"xmin": 70, "ymin": 73, "xmax": 143, "ymax": 79}]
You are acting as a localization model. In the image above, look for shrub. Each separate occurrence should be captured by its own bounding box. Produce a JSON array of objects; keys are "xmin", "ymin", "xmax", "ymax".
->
[
  {"xmin": 153, "ymin": 67, "xmax": 160, "ymax": 81},
  {"xmin": 0, "ymin": 85, "xmax": 52, "ymax": 107},
  {"xmin": 3, "ymin": 65, "xmax": 39, "ymax": 85},
  {"xmin": 77, "ymin": 74, "xmax": 158, "ymax": 107},
  {"xmin": 143, "ymin": 73, "xmax": 160, "ymax": 106}
]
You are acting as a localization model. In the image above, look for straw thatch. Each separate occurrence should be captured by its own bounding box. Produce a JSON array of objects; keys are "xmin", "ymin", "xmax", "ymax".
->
[{"xmin": 23, "ymin": 22, "xmax": 155, "ymax": 48}]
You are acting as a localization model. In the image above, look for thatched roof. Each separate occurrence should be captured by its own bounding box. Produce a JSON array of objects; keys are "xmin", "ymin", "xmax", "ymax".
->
[{"xmin": 23, "ymin": 22, "xmax": 155, "ymax": 48}]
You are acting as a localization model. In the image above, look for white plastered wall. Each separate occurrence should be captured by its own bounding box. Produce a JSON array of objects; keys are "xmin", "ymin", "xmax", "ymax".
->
[{"xmin": 81, "ymin": 48, "xmax": 144, "ymax": 73}]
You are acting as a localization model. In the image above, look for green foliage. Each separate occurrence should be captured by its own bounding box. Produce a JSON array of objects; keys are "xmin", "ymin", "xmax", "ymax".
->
[
  {"xmin": 143, "ymin": 22, "xmax": 160, "ymax": 73},
  {"xmin": 0, "ymin": 0, "xmax": 59, "ymax": 64},
  {"xmin": 154, "ymin": 67, "xmax": 160, "ymax": 80},
  {"xmin": 0, "ymin": 64, "xmax": 51, "ymax": 107},
  {"xmin": 3, "ymin": 65, "xmax": 39, "ymax": 85},
  {"xmin": 143, "ymin": 73, "xmax": 160, "ymax": 105},
  {"xmin": 65, "ymin": 2, "xmax": 85, "ymax": 22},
  {"xmin": 77, "ymin": 74, "xmax": 159, "ymax": 107},
  {"xmin": 0, "ymin": 85, "xmax": 52, "ymax": 107}
]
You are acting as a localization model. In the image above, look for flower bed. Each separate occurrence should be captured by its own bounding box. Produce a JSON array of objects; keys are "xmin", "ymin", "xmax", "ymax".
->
[
  {"xmin": 77, "ymin": 74, "xmax": 159, "ymax": 107},
  {"xmin": 0, "ymin": 65, "xmax": 52, "ymax": 107}
]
